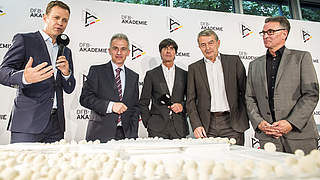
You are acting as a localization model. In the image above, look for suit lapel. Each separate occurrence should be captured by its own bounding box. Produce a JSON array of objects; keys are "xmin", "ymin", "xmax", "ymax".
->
[
  {"xmin": 157, "ymin": 65, "xmax": 170, "ymax": 95},
  {"xmin": 199, "ymin": 59, "xmax": 210, "ymax": 94},
  {"xmin": 105, "ymin": 62, "xmax": 118, "ymax": 99},
  {"xmin": 171, "ymin": 65, "xmax": 180, "ymax": 98},
  {"xmin": 35, "ymin": 31, "xmax": 52, "ymax": 65},
  {"xmin": 275, "ymin": 48, "xmax": 290, "ymax": 89},
  {"xmin": 259, "ymin": 55, "xmax": 268, "ymax": 94}
]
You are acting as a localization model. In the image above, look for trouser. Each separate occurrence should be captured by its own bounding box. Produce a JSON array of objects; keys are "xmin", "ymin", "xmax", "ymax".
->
[
  {"xmin": 207, "ymin": 111, "xmax": 244, "ymax": 146},
  {"xmin": 11, "ymin": 109, "xmax": 63, "ymax": 143}
]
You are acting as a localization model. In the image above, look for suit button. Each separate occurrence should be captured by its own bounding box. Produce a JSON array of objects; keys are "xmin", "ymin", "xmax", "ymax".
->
[
  {"xmin": 50, "ymin": 98, "xmax": 54, "ymax": 101},
  {"xmin": 267, "ymin": 112, "xmax": 271, "ymax": 115}
]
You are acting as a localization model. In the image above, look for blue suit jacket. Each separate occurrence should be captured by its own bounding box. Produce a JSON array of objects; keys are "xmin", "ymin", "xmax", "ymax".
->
[
  {"xmin": 0, "ymin": 31, "xmax": 76, "ymax": 133},
  {"xmin": 80, "ymin": 61, "xmax": 140, "ymax": 142}
]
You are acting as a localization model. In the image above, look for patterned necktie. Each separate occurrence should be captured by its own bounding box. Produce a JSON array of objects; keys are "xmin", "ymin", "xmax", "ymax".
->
[{"xmin": 115, "ymin": 68, "xmax": 122, "ymax": 123}]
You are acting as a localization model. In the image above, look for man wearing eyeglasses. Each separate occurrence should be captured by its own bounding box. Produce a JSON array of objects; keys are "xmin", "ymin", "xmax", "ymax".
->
[
  {"xmin": 186, "ymin": 29, "xmax": 249, "ymax": 145},
  {"xmin": 246, "ymin": 16, "xmax": 319, "ymax": 154},
  {"xmin": 80, "ymin": 33, "xmax": 140, "ymax": 142}
]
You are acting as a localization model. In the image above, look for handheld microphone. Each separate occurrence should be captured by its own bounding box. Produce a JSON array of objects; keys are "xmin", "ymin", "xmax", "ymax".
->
[
  {"xmin": 158, "ymin": 93, "xmax": 173, "ymax": 106},
  {"xmin": 56, "ymin": 34, "xmax": 70, "ymax": 65}
]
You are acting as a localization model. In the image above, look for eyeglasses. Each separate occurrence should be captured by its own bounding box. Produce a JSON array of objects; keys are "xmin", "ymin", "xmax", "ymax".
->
[{"xmin": 259, "ymin": 29, "xmax": 286, "ymax": 36}]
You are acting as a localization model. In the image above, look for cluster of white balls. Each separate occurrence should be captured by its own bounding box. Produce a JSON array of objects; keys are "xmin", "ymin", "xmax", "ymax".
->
[
  {"xmin": 107, "ymin": 137, "xmax": 237, "ymax": 145},
  {"xmin": 0, "ymin": 139, "xmax": 319, "ymax": 180}
]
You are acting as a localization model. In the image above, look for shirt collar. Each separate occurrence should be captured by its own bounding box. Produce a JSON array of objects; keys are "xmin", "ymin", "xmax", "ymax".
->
[
  {"xmin": 111, "ymin": 60, "xmax": 125, "ymax": 72},
  {"xmin": 161, "ymin": 63, "xmax": 175, "ymax": 72},
  {"xmin": 39, "ymin": 30, "xmax": 56, "ymax": 45},
  {"xmin": 266, "ymin": 46, "xmax": 285, "ymax": 58},
  {"xmin": 204, "ymin": 53, "xmax": 221, "ymax": 64}
]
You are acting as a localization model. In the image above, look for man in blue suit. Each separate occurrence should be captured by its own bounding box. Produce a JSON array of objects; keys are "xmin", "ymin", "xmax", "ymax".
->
[
  {"xmin": 80, "ymin": 33, "xmax": 140, "ymax": 142},
  {"xmin": 0, "ymin": 1, "xmax": 75, "ymax": 143}
]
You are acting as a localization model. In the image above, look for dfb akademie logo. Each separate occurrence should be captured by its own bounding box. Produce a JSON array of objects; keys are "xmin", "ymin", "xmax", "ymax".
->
[
  {"xmin": 121, "ymin": 15, "xmax": 148, "ymax": 25},
  {"xmin": 82, "ymin": 9, "xmax": 100, "ymax": 27},
  {"xmin": 302, "ymin": 29, "xmax": 312, "ymax": 43},
  {"xmin": 29, "ymin": 7, "xmax": 44, "ymax": 18},
  {"xmin": 131, "ymin": 43, "xmax": 146, "ymax": 60},
  {"xmin": 0, "ymin": 7, "xmax": 6, "ymax": 16},
  {"xmin": 200, "ymin": 22, "xmax": 223, "ymax": 31},
  {"xmin": 168, "ymin": 16, "xmax": 183, "ymax": 33},
  {"xmin": 240, "ymin": 23, "xmax": 253, "ymax": 38}
]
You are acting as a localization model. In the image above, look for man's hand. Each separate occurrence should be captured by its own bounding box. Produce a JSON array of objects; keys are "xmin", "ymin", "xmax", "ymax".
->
[
  {"xmin": 169, "ymin": 103, "xmax": 183, "ymax": 113},
  {"xmin": 56, "ymin": 56, "xmax": 70, "ymax": 76},
  {"xmin": 272, "ymin": 120, "xmax": 293, "ymax": 135},
  {"xmin": 258, "ymin": 120, "xmax": 282, "ymax": 138},
  {"xmin": 112, "ymin": 102, "xmax": 127, "ymax": 114},
  {"xmin": 24, "ymin": 57, "xmax": 54, "ymax": 83},
  {"xmin": 194, "ymin": 126, "xmax": 207, "ymax": 139}
]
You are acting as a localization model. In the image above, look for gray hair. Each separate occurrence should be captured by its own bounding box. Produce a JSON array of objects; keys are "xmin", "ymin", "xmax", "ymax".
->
[
  {"xmin": 265, "ymin": 16, "xmax": 291, "ymax": 36},
  {"xmin": 197, "ymin": 29, "xmax": 219, "ymax": 43},
  {"xmin": 109, "ymin": 33, "xmax": 129, "ymax": 48}
]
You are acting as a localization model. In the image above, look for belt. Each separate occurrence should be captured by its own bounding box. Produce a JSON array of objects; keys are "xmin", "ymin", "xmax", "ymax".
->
[
  {"xmin": 212, "ymin": 111, "xmax": 229, "ymax": 117},
  {"xmin": 51, "ymin": 108, "xmax": 57, "ymax": 115}
]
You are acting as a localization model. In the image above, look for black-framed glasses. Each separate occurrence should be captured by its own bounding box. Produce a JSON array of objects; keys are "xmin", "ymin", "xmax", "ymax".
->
[{"xmin": 259, "ymin": 29, "xmax": 286, "ymax": 36}]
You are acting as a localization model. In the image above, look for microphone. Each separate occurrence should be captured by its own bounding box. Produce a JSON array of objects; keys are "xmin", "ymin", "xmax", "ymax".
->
[
  {"xmin": 56, "ymin": 34, "xmax": 70, "ymax": 65},
  {"xmin": 158, "ymin": 93, "xmax": 173, "ymax": 106}
]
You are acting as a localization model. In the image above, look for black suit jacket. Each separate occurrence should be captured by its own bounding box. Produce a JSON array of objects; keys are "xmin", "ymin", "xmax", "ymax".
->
[
  {"xmin": 186, "ymin": 54, "xmax": 249, "ymax": 133},
  {"xmin": 139, "ymin": 65, "xmax": 189, "ymax": 137},
  {"xmin": 0, "ymin": 31, "xmax": 75, "ymax": 134},
  {"xmin": 80, "ymin": 61, "xmax": 139, "ymax": 142}
]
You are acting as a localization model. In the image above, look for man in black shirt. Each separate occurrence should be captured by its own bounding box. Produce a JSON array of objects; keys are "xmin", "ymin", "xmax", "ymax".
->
[{"xmin": 246, "ymin": 16, "xmax": 319, "ymax": 154}]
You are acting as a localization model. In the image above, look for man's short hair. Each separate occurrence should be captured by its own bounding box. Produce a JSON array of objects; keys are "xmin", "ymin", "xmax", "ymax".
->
[
  {"xmin": 197, "ymin": 29, "xmax": 219, "ymax": 43},
  {"xmin": 46, "ymin": 1, "xmax": 70, "ymax": 15},
  {"xmin": 109, "ymin": 33, "xmax": 130, "ymax": 48},
  {"xmin": 265, "ymin": 16, "xmax": 291, "ymax": 35},
  {"xmin": 159, "ymin": 38, "xmax": 178, "ymax": 53}
]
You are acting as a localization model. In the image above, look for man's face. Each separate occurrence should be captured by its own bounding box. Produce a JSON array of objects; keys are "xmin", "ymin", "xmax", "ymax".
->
[
  {"xmin": 108, "ymin": 38, "xmax": 130, "ymax": 66},
  {"xmin": 43, "ymin": 6, "xmax": 70, "ymax": 40},
  {"xmin": 262, "ymin": 22, "xmax": 287, "ymax": 49},
  {"xmin": 160, "ymin": 45, "xmax": 176, "ymax": 64},
  {"xmin": 198, "ymin": 35, "xmax": 220, "ymax": 61}
]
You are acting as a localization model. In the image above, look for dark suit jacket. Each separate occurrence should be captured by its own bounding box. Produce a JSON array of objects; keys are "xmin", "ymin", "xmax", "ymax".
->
[
  {"xmin": 186, "ymin": 54, "xmax": 249, "ymax": 133},
  {"xmin": 246, "ymin": 48, "xmax": 319, "ymax": 140},
  {"xmin": 0, "ymin": 31, "xmax": 76, "ymax": 134},
  {"xmin": 139, "ymin": 65, "xmax": 189, "ymax": 137},
  {"xmin": 80, "ymin": 61, "xmax": 140, "ymax": 142}
]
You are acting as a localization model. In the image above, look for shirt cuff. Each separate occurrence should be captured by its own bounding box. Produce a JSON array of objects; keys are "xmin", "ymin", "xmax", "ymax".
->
[
  {"xmin": 106, "ymin": 101, "xmax": 114, "ymax": 114},
  {"xmin": 22, "ymin": 72, "xmax": 31, "ymax": 85},
  {"xmin": 62, "ymin": 70, "xmax": 71, "ymax": 80}
]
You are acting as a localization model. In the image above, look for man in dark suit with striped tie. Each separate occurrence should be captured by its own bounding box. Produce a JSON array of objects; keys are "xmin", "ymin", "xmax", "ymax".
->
[{"xmin": 80, "ymin": 33, "xmax": 140, "ymax": 142}]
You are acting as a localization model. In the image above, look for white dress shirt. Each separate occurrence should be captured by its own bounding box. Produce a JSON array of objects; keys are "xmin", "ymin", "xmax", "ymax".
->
[
  {"xmin": 204, "ymin": 53, "xmax": 230, "ymax": 112},
  {"xmin": 161, "ymin": 63, "xmax": 175, "ymax": 95}
]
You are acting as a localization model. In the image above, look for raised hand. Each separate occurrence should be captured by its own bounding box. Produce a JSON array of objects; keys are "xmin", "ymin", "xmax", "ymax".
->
[{"xmin": 24, "ymin": 57, "xmax": 54, "ymax": 83}]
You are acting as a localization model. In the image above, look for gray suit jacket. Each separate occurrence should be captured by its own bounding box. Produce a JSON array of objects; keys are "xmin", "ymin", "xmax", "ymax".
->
[
  {"xmin": 186, "ymin": 54, "xmax": 249, "ymax": 133},
  {"xmin": 139, "ymin": 65, "xmax": 189, "ymax": 137},
  {"xmin": 246, "ymin": 48, "xmax": 319, "ymax": 140}
]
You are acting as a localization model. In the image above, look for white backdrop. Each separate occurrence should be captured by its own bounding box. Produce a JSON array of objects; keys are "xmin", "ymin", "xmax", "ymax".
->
[{"xmin": 0, "ymin": 0, "xmax": 319, "ymax": 147}]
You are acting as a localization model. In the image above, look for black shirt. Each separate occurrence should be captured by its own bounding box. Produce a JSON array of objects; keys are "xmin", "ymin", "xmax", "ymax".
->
[{"xmin": 266, "ymin": 46, "xmax": 285, "ymax": 121}]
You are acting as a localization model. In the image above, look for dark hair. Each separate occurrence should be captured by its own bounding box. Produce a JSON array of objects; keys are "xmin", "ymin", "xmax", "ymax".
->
[
  {"xmin": 46, "ymin": 1, "xmax": 70, "ymax": 15},
  {"xmin": 265, "ymin": 16, "xmax": 290, "ymax": 35},
  {"xmin": 159, "ymin": 38, "xmax": 178, "ymax": 53},
  {"xmin": 197, "ymin": 29, "xmax": 219, "ymax": 43}
]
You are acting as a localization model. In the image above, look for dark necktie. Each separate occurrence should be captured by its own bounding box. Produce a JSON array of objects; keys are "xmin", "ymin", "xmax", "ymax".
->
[{"xmin": 115, "ymin": 68, "xmax": 122, "ymax": 123}]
